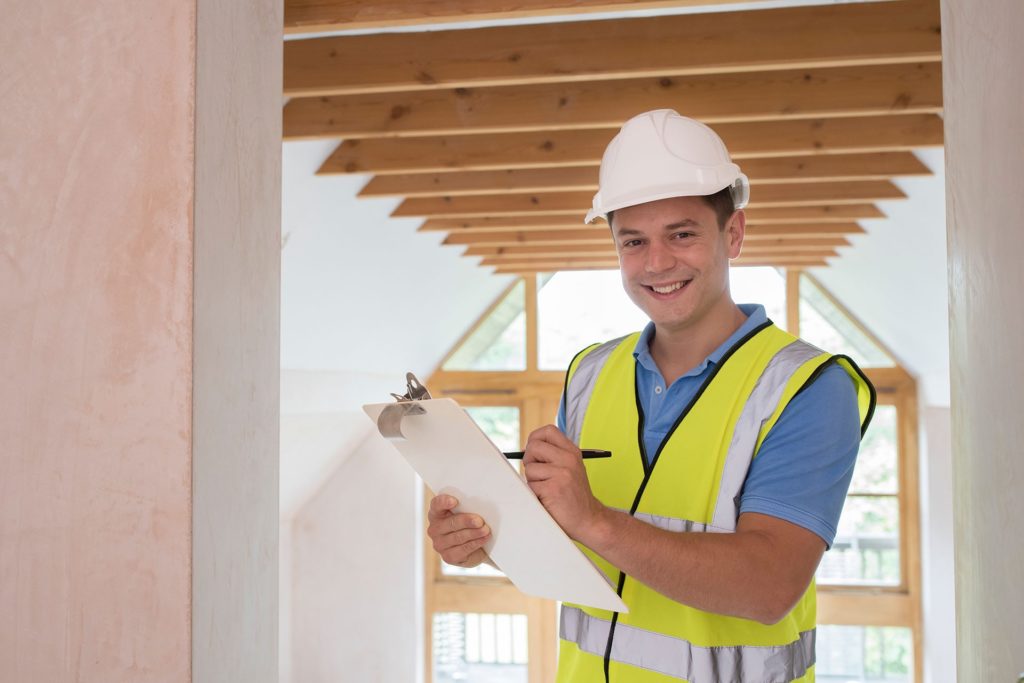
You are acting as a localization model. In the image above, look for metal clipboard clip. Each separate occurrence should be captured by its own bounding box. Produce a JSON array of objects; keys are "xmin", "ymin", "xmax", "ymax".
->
[{"xmin": 377, "ymin": 372, "xmax": 432, "ymax": 440}]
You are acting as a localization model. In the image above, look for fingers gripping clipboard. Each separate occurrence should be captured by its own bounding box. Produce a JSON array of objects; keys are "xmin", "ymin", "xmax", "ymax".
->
[{"xmin": 363, "ymin": 373, "xmax": 628, "ymax": 614}]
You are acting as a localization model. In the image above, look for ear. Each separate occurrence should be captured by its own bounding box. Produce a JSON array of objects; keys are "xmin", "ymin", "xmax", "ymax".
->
[{"xmin": 724, "ymin": 209, "xmax": 746, "ymax": 259}]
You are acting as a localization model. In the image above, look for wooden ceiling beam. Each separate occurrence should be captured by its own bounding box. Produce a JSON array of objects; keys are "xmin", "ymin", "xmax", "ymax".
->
[
  {"xmin": 484, "ymin": 253, "xmax": 833, "ymax": 271},
  {"xmin": 318, "ymin": 114, "xmax": 944, "ymax": 174},
  {"xmin": 420, "ymin": 207, "xmax": 882, "ymax": 232},
  {"xmin": 443, "ymin": 222, "xmax": 866, "ymax": 246},
  {"xmin": 285, "ymin": 0, "xmax": 809, "ymax": 34},
  {"xmin": 491, "ymin": 258, "xmax": 831, "ymax": 273},
  {"xmin": 479, "ymin": 247, "xmax": 842, "ymax": 263},
  {"xmin": 392, "ymin": 182, "xmax": 904, "ymax": 218},
  {"xmin": 465, "ymin": 237, "xmax": 850, "ymax": 257},
  {"xmin": 361, "ymin": 153, "xmax": 930, "ymax": 198},
  {"xmin": 285, "ymin": 62, "xmax": 942, "ymax": 140},
  {"xmin": 284, "ymin": 0, "xmax": 940, "ymax": 93}
]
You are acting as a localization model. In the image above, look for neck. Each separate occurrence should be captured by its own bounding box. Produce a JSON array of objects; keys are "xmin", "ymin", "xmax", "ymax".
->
[{"xmin": 649, "ymin": 300, "xmax": 748, "ymax": 385}]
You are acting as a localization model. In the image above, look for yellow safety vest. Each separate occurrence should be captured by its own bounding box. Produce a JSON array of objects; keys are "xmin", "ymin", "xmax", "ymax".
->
[{"xmin": 556, "ymin": 321, "xmax": 876, "ymax": 683}]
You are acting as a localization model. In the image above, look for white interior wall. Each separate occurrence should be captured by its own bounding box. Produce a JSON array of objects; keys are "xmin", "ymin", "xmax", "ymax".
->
[
  {"xmin": 942, "ymin": 0, "xmax": 1024, "ymax": 678},
  {"xmin": 279, "ymin": 521, "xmax": 293, "ymax": 683},
  {"xmin": 279, "ymin": 141, "xmax": 510, "ymax": 518},
  {"xmin": 192, "ymin": 1, "xmax": 281, "ymax": 679},
  {"xmin": 920, "ymin": 407, "xmax": 955, "ymax": 682},
  {"xmin": 279, "ymin": 140, "xmax": 507, "ymax": 682},
  {"xmin": 290, "ymin": 433, "xmax": 422, "ymax": 683},
  {"xmin": 811, "ymin": 148, "xmax": 949, "ymax": 407}
]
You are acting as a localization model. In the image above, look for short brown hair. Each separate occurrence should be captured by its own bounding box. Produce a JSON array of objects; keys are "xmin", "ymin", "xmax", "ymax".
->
[{"xmin": 702, "ymin": 186, "xmax": 736, "ymax": 229}]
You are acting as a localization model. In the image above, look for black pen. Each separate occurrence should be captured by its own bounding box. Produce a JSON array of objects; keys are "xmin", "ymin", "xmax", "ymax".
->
[{"xmin": 503, "ymin": 449, "xmax": 612, "ymax": 460}]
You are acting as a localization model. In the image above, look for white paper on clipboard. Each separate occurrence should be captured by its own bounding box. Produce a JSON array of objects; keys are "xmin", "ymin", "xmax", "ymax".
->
[{"xmin": 363, "ymin": 397, "xmax": 628, "ymax": 614}]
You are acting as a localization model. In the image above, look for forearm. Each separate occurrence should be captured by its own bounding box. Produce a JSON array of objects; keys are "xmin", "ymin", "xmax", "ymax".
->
[{"xmin": 579, "ymin": 508, "xmax": 813, "ymax": 624}]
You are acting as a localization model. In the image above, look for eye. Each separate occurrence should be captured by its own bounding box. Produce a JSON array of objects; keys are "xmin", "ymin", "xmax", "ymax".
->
[
  {"xmin": 671, "ymin": 231, "xmax": 694, "ymax": 240},
  {"xmin": 620, "ymin": 238, "xmax": 644, "ymax": 249}
]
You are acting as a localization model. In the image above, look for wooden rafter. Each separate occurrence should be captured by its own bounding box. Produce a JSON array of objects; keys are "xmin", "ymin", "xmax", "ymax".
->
[
  {"xmin": 392, "ymin": 182, "xmax": 905, "ymax": 218},
  {"xmin": 360, "ymin": 153, "xmax": 929, "ymax": 198},
  {"xmin": 284, "ymin": 0, "xmax": 788, "ymax": 34},
  {"xmin": 442, "ymin": 222, "xmax": 867, "ymax": 247},
  {"xmin": 318, "ymin": 114, "xmax": 944, "ymax": 174},
  {"xmin": 420, "ymin": 208, "xmax": 882, "ymax": 232},
  {"xmin": 465, "ymin": 237, "xmax": 851, "ymax": 257},
  {"xmin": 284, "ymin": 62, "xmax": 942, "ymax": 139},
  {"xmin": 488, "ymin": 254, "xmax": 833, "ymax": 273},
  {"xmin": 284, "ymin": 0, "xmax": 939, "ymax": 93}
]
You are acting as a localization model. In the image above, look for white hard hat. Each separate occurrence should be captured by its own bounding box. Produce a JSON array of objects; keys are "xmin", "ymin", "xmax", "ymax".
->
[{"xmin": 585, "ymin": 109, "xmax": 750, "ymax": 224}]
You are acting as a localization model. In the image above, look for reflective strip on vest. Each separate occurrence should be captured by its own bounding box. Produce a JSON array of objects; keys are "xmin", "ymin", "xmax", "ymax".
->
[
  {"xmin": 617, "ymin": 509, "xmax": 728, "ymax": 534},
  {"xmin": 710, "ymin": 339, "xmax": 824, "ymax": 532},
  {"xmin": 560, "ymin": 606, "xmax": 815, "ymax": 682},
  {"xmin": 565, "ymin": 335, "xmax": 630, "ymax": 445}
]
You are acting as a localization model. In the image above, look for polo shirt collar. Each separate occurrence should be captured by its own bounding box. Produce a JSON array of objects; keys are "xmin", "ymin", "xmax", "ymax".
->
[{"xmin": 633, "ymin": 304, "xmax": 768, "ymax": 380}]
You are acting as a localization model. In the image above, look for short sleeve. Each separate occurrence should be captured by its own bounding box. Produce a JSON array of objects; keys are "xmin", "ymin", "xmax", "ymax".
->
[{"xmin": 738, "ymin": 362, "xmax": 862, "ymax": 547}]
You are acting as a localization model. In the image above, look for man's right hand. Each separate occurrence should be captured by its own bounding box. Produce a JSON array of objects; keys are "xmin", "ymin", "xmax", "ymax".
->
[{"xmin": 426, "ymin": 494, "xmax": 492, "ymax": 568}]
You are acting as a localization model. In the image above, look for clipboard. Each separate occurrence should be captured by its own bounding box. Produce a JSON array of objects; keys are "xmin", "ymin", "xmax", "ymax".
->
[{"xmin": 363, "ymin": 373, "xmax": 628, "ymax": 614}]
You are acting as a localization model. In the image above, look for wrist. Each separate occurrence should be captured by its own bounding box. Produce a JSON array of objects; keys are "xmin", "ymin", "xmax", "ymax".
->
[{"xmin": 579, "ymin": 503, "xmax": 618, "ymax": 552}]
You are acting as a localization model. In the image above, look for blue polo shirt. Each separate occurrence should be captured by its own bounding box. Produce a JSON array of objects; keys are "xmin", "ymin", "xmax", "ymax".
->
[{"xmin": 557, "ymin": 304, "xmax": 861, "ymax": 547}]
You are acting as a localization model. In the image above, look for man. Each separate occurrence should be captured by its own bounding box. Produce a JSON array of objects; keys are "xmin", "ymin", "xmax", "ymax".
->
[{"xmin": 427, "ymin": 109, "xmax": 875, "ymax": 682}]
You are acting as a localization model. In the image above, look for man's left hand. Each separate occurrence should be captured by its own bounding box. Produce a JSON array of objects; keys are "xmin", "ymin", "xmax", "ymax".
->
[{"xmin": 522, "ymin": 424, "xmax": 608, "ymax": 543}]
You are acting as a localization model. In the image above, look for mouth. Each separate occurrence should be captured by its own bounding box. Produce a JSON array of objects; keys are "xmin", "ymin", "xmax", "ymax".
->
[{"xmin": 644, "ymin": 279, "xmax": 692, "ymax": 296}]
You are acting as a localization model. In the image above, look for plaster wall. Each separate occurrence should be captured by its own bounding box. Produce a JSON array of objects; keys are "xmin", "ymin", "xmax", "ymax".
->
[
  {"xmin": 0, "ymin": 2, "xmax": 195, "ymax": 679},
  {"xmin": 1, "ymin": 0, "xmax": 280, "ymax": 679},
  {"xmin": 191, "ymin": 0, "xmax": 281, "ymax": 680},
  {"xmin": 941, "ymin": 0, "xmax": 1024, "ymax": 677},
  {"xmin": 290, "ymin": 433, "xmax": 422, "ymax": 683}
]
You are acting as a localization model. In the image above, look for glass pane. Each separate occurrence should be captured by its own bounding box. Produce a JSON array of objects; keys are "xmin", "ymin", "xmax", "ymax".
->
[
  {"xmin": 818, "ymin": 495, "xmax": 900, "ymax": 585},
  {"xmin": 816, "ymin": 625, "xmax": 913, "ymax": 682},
  {"xmin": 444, "ymin": 280, "xmax": 527, "ymax": 371},
  {"xmin": 442, "ymin": 406, "xmax": 519, "ymax": 579},
  {"xmin": 433, "ymin": 612, "xmax": 529, "ymax": 683},
  {"xmin": 730, "ymin": 266, "xmax": 787, "ymax": 331},
  {"xmin": 799, "ymin": 274, "xmax": 894, "ymax": 366},
  {"xmin": 537, "ymin": 270, "xmax": 649, "ymax": 371},
  {"xmin": 851, "ymin": 405, "xmax": 899, "ymax": 495},
  {"xmin": 464, "ymin": 406, "xmax": 520, "ymax": 452},
  {"xmin": 536, "ymin": 267, "xmax": 787, "ymax": 371}
]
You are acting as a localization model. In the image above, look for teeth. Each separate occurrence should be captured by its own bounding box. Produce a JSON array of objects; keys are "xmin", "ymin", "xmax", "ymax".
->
[{"xmin": 651, "ymin": 281, "xmax": 686, "ymax": 294}]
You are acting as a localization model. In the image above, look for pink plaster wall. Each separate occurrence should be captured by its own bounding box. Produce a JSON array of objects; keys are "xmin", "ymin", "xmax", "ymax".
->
[{"xmin": 1, "ymin": 2, "xmax": 196, "ymax": 680}]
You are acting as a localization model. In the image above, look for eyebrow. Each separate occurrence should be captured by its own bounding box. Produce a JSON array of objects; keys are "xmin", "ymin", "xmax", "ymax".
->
[{"xmin": 614, "ymin": 218, "xmax": 702, "ymax": 236}]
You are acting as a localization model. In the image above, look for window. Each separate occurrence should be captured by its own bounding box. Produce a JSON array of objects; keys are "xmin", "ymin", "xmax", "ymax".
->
[
  {"xmin": 817, "ymin": 625, "xmax": 914, "ymax": 682},
  {"xmin": 536, "ymin": 266, "xmax": 789, "ymax": 370},
  {"xmin": 791, "ymin": 273, "xmax": 922, "ymax": 682},
  {"xmin": 426, "ymin": 270, "xmax": 922, "ymax": 682},
  {"xmin": 444, "ymin": 280, "xmax": 527, "ymax": 371},
  {"xmin": 433, "ymin": 612, "xmax": 530, "ymax": 683},
  {"xmin": 537, "ymin": 270, "xmax": 648, "ymax": 371},
  {"xmin": 819, "ymin": 406, "xmax": 901, "ymax": 586}
]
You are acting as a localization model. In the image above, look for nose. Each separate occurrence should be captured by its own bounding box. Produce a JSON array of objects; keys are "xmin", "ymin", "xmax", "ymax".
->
[{"xmin": 645, "ymin": 239, "xmax": 675, "ymax": 274}]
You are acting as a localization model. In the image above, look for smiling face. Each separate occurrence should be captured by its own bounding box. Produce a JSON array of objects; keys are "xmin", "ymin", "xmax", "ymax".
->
[{"xmin": 612, "ymin": 195, "xmax": 745, "ymax": 335}]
